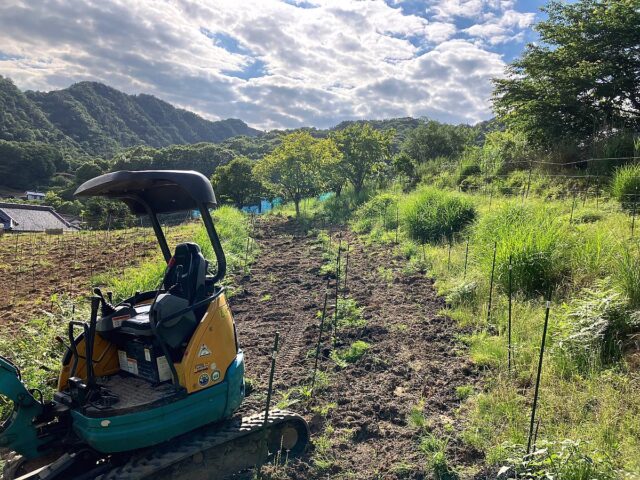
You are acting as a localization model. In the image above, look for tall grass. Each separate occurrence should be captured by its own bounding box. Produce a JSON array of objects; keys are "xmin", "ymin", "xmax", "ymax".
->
[
  {"xmin": 611, "ymin": 163, "xmax": 640, "ymax": 208},
  {"xmin": 400, "ymin": 187, "xmax": 476, "ymax": 243},
  {"xmin": 473, "ymin": 201, "xmax": 572, "ymax": 296}
]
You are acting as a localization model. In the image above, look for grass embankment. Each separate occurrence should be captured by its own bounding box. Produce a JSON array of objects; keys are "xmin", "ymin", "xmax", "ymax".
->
[
  {"xmin": 0, "ymin": 206, "xmax": 254, "ymax": 416},
  {"xmin": 349, "ymin": 184, "xmax": 640, "ymax": 477}
]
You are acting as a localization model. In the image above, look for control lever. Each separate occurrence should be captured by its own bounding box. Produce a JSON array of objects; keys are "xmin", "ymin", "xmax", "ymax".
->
[{"xmin": 93, "ymin": 287, "xmax": 116, "ymax": 316}]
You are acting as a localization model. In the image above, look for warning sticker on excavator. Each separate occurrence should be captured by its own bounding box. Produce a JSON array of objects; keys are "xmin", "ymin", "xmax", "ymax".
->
[
  {"xmin": 118, "ymin": 350, "xmax": 138, "ymax": 375},
  {"xmin": 211, "ymin": 370, "xmax": 220, "ymax": 382},
  {"xmin": 198, "ymin": 344, "xmax": 211, "ymax": 357}
]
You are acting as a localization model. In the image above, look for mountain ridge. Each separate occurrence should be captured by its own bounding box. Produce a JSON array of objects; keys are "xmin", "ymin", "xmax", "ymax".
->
[{"xmin": 0, "ymin": 76, "xmax": 261, "ymax": 157}]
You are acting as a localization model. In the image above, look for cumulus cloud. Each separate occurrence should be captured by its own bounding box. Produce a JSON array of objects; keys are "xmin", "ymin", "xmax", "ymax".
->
[{"xmin": 0, "ymin": 0, "xmax": 536, "ymax": 129}]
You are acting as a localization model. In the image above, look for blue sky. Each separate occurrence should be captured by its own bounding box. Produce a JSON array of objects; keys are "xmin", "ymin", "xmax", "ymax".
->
[{"xmin": 0, "ymin": 0, "xmax": 547, "ymax": 130}]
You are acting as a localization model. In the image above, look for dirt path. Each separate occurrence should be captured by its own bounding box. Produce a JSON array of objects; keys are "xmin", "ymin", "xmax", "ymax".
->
[{"xmin": 230, "ymin": 218, "xmax": 481, "ymax": 479}]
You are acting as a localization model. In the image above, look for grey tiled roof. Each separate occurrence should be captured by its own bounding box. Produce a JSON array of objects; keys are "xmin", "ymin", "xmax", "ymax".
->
[{"xmin": 0, "ymin": 202, "xmax": 77, "ymax": 232}]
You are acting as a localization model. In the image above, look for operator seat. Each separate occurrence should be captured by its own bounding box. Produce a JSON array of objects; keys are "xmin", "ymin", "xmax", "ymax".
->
[{"xmin": 119, "ymin": 243, "xmax": 208, "ymax": 349}]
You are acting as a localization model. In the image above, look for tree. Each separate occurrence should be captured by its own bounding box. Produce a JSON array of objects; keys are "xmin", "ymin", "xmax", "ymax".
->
[
  {"xmin": 402, "ymin": 121, "xmax": 474, "ymax": 163},
  {"xmin": 254, "ymin": 132, "xmax": 340, "ymax": 216},
  {"xmin": 75, "ymin": 162, "xmax": 103, "ymax": 184},
  {"xmin": 392, "ymin": 151, "xmax": 418, "ymax": 187},
  {"xmin": 210, "ymin": 157, "xmax": 263, "ymax": 209},
  {"xmin": 0, "ymin": 140, "xmax": 58, "ymax": 189},
  {"xmin": 332, "ymin": 123, "xmax": 394, "ymax": 195},
  {"xmin": 493, "ymin": 0, "xmax": 640, "ymax": 149}
]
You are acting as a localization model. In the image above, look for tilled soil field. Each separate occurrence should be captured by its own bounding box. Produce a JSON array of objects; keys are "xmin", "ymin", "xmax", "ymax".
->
[
  {"xmin": 231, "ymin": 218, "xmax": 481, "ymax": 479},
  {"xmin": 0, "ymin": 226, "xmax": 190, "ymax": 331}
]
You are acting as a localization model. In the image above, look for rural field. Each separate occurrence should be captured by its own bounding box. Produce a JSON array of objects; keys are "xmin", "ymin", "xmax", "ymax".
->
[{"xmin": 1, "ymin": 0, "xmax": 639, "ymax": 478}]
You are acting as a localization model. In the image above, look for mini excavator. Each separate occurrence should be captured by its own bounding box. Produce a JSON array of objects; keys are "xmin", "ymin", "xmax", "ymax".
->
[{"xmin": 0, "ymin": 170, "xmax": 309, "ymax": 479}]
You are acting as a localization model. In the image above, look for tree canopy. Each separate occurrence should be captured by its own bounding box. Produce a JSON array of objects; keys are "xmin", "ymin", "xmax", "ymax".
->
[
  {"xmin": 254, "ymin": 131, "xmax": 340, "ymax": 216},
  {"xmin": 332, "ymin": 123, "xmax": 394, "ymax": 194},
  {"xmin": 401, "ymin": 120, "xmax": 476, "ymax": 164},
  {"xmin": 493, "ymin": 0, "xmax": 640, "ymax": 149},
  {"xmin": 211, "ymin": 156, "xmax": 263, "ymax": 209}
]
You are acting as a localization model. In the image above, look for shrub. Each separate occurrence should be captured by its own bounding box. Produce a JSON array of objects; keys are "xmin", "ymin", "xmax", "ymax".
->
[
  {"xmin": 611, "ymin": 164, "xmax": 640, "ymax": 208},
  {"xmin": 558, "ymin": 286, "xmax": 635, "ymax": 372},
  {"xmin": 572, "ymin": 208, "xmax": 603, "ymax": 224},
  {"xmin": 445, "ymin": 281, "xmax": 478, "ymax": 308},
  {"xmin": 400, "ymin": 187, "xmax": 476, "ymax": 244},
  {"xmin": 474, "ymin": 202, "xmax": 571, "ymax": 296},
  {"xmin": 352, "ymin": 193, "xmax": 398, "ymax": 233},
  {"xmin": 457, "ymin": 159, "xmax": 482, "ymax": 186}
]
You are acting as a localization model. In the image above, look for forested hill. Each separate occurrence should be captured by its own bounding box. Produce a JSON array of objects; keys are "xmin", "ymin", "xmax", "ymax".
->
[{"xmin": 0, "ymin": 76, "xmax": 260, "ymax": 157}]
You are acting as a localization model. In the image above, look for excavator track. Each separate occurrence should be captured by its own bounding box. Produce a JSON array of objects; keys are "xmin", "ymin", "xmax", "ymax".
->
[
  {"xmin": 4, "ymin": 410, "xmax": 309, "ymax": 480},
  {"xmin": 99, "ymin": 409, "xmax": 308, "ymax": 480}
]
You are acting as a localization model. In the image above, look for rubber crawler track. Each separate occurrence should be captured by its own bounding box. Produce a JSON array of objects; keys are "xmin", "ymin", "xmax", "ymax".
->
[{"xmin": 97, "ymin": 409, "xmax": 308, "ymax": 480}]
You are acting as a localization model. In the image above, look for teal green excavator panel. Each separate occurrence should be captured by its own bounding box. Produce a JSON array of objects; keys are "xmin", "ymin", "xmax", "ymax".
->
[{"xmin": 71, "ymin": 352, "xmax": 245, "ymax": 453}]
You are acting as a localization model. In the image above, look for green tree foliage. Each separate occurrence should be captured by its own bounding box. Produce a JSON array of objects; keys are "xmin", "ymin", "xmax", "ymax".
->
[
  {"xmin": 220, "ymin": 133, "xmax": 282, "ymax": 160},
  {"xmin": 44, "ymin": 191, "xmax": 82, "ymax": 216},
  {"xmin": 332, "ymin": 123, "xmax": 394, "ymax": 194},
  {"xmin": 0, "ymin": 140, "xmax": 60, "ymax": 189},
  {"xmin": 392, "ymin": 151, "xmax": 418, "ymax": 187},
  {"xmin": 254, "ymin": 131, "xmax": 340, "ymax": 216},
  {"xmin": 75, "ymin": 162, "xmax": 103, "ymax": 184},
  {"xmin": 402, "ymin": 120, "xmax": 475, "ymax": 163},
  {"xmin": 82, "ymin": 197, "xmax": 135, "ymax": 229},
  {"xmin": 112, "ymin": 143, "xmax": 235, "ymax": 178},
  {"xmin": 493, "ymin": 0, "xmax": 640, "ymax": 149},
  {"xmin": 210, "ymin": 156, "xmax": 263, "ymax": 208}
]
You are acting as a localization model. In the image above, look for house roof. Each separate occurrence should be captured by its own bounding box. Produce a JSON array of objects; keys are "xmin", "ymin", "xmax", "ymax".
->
[{"xmin": 0, "ymin": 202, "xmax": 77, "ymax": 232}]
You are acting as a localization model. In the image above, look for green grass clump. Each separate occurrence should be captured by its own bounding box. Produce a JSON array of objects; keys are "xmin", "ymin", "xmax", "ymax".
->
[
  {"xmin": 400, "ymin": 187, "xmax": 476, "ymax": 243},
  {"xmin": 611, "ymin": 163, "xmax": 640, "ymax": 208},
  {"xmin": 419, "ymin": 434, "xmax": 458, "ymax": 479},
  {"xmin": 352, "ymin": 192, "xmax": 398, "ymax": 234},
  {"xmin": 474, "ymin": 201, "xmax": 571, "ymax": 296},
  {"xmin": 613, "ymin": 243, "xmax": 640, "ymax": 308},
  {"xmin": 330, "ymin": 340, "xmax": 370, "ymax": 367}
]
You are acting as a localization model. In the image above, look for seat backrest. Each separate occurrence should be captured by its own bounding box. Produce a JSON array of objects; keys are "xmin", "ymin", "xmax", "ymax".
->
[{"xmin": 165, "ymin": 243, "xmax": 207, "ymax": 305}]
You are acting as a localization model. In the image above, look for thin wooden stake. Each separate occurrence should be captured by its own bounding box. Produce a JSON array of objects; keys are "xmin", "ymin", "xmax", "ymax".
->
[
  {"xmin": 508, "ymin": 255, "xmax": 513, "ymax": 374},
  {"xmin": 311, "ymin": 291, "xmax": 329, "ymax": 398},
  {"xmin": 395, "ymin": 206, "xmax": 399, "ymax": 244},
  {"xmin": 343, "ymin": 243, "xmax": 350, "ymax": 298},
  {"xmin": 463, "ymin": 239, "xmax": 469, "ymax": 279},
  {"xmin": 487, "ymin": 241, "xmax": 497, "ymax": 324},
  {"xmin": 333, "ymin": 237, "xmax": 342, "ymax": 346},
  {"xmin": 527, "ymin": 293, "xmax": 552, "ymax": 454}
]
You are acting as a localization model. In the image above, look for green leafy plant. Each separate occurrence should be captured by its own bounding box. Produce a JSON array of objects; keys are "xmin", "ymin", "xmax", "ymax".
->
[
  {"xmin": 330, "ymin": 340, "xmax": 370, "ymax": 367},
  {"xmin": 498, "ymin": 440, "xmax": 618, "ymax": 480}
]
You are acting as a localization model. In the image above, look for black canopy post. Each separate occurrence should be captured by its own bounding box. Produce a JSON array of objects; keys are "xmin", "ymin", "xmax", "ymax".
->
[
  {"xmin": 147, "ymin": 208, "xmax": 172, "ymax": 263},
  {"xmin": 199, "ymin": 203, "xmax": 227, "ymax": 284}
]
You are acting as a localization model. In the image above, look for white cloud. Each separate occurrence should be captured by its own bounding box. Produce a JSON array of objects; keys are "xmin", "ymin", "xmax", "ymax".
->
[
  {"xmin": 0, "ymin": 0, "xmax": 532, "ymax": 129},
  {"xmin": 464, "ymin": 9, "xmax": 535, "ymax": 45}
]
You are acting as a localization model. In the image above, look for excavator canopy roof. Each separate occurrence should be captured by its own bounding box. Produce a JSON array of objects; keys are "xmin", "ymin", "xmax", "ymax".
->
[{"xmin": 74, "ymin": 170, "xmax": 216, "ymax": 214}]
